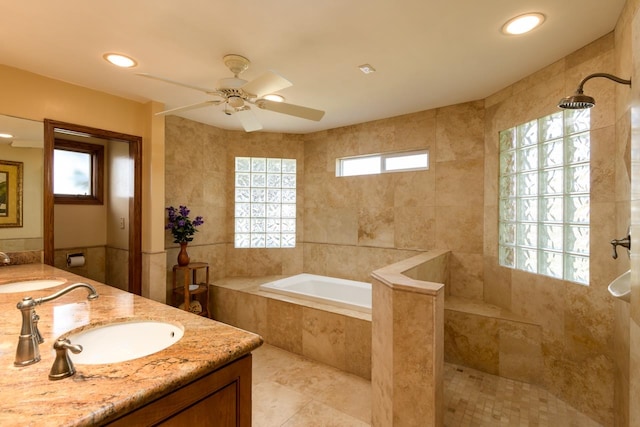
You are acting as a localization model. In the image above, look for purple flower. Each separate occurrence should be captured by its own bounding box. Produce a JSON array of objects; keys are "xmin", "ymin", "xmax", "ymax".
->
[{"xmin": 165, "ymin": 205, "xmax": 204, "ymax": 244}]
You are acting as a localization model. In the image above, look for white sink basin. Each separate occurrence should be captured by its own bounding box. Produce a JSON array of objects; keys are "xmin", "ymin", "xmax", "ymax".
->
[
  {"xmin": 0, "ymin": 278, "xmax": 66, "ymax": 293},
  {"xmin": 67, "ymin": 320, "xmax": 184, "ymax": 365},
  {"xmin": 608, "ymin": 270, "xmax": 631, "ymax": 303}
]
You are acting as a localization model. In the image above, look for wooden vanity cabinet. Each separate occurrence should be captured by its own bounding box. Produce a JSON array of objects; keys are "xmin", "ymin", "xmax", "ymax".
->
[{"xmin": 105, "ymin": 354, "xmax": 252, "ymax": 426}]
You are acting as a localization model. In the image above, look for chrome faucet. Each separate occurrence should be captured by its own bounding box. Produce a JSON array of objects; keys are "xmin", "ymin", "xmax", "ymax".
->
[
  {"xmin": 14, "ymin": 283, "xmax": 98, "ymax": 367},
  {"xmin": 0, "ymin": 252, "xmax": 10, "ymax": 265}
]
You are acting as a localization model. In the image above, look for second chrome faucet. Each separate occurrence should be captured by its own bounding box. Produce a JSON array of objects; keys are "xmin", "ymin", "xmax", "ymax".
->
[{"xmin": 14, "ymin": 282, "xmax": 99, "ymax": 367}]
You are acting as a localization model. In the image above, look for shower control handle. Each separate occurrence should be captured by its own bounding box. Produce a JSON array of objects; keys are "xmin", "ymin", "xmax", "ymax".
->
[{"xmin": 611, "ymin": 234, "xmax": 631, "ymax": 259}]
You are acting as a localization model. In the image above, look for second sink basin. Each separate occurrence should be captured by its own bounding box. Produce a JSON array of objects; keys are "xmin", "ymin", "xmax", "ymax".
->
[
  {"xmin": 608, "ymin": 270, "xmax": 631, "ymax": 303},
  {"xmin": 0, "ymin": 278, "xmax": 66, "ymax": 293},
  {"xmin": 67, "ymin": 320, "xmax": 184, "ymax": 365}
]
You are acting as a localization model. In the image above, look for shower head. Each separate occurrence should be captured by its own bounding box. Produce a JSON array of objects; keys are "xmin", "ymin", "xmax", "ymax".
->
[
  {"xmin": 558, "ymin": 73, "xmax": 631, "ymax": 110},
  {"xmin": 558, "ymin": 92, "xmax": 595, "ymax": 109}
]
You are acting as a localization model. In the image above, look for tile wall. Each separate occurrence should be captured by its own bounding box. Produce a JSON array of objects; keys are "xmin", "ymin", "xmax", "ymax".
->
[
  {"xmin": 484, "ymin": 33, "xmax": 621, "ymax": 425},
  {"xmin": 164, "ymin": 9, "xmax": 640, "ymax": 422},
  {"xmin": 627, "ymin": 1, "xmax": 640, "ymax": 427}
]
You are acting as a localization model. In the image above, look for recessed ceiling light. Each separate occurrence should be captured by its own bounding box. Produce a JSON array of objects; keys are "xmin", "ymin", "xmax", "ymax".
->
[
  {"xmin": 103, "ymin": 53, "xmax": 138, "ymax": 68},
  {"xmin": 358, "ymin": 64, "xmax": 376, "ymax": 74},
  {"xmin": 502, "ymin": 13, "xmax": 545, "ymax": 35},
  {"xmin": 263, "ymin": 94, "xmax": 285, "ymax": 102},
  {"xmin": 0, "ymin": 133, "xmax": 13, "ymax": 139}
]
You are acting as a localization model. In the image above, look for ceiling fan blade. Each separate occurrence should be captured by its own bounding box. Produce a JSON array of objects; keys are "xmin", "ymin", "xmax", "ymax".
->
[
  {"xmin": 137, "ymin": 73, "xmax": 216, "ymax": 94},
  {"xmin": 256, "ymin": 99, "xmax": 325, "ymax": 121},
  {"xmin": 235, "ymin": 108, "xmax": 263, "ymax": 132},
  {"xmin": 241, "ymin": 71, "xmax": 292, "ymax": 97},
  {"xmin": 155, "ymin": 100, "xmax": 222, "ymax": 116}
]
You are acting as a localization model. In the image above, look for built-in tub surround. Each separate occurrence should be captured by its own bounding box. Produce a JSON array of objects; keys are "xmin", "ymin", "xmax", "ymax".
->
[
  {"xmin": 371, "ymin": 251, "xmax": 446, "ymax": 427},
  {"xmin": 0, "ymin": 263, "xmax": 262, "ymax": 426},
  {"xmin": 211, "ymin": 275, "xmax": 372, "ymax": 380}
]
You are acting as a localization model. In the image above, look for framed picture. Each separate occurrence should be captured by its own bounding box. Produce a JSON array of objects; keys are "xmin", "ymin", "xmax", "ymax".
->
[{"xmin": 0, "ymin": 160, "xmax": 23, "ymax": 227}]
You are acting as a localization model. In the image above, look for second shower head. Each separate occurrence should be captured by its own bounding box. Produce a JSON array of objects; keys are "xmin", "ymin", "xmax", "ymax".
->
[{"xmin": 558, "ymin": 73, "xmax": 631, "ymax": 110}]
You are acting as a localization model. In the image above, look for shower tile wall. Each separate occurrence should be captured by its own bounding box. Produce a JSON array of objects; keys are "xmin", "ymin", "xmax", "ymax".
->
[
  {"xmin": 163, "ymin": 18, "xmax": 637, "ymax": 424},
  {"xmin": 484, "ymin": 32, "xmax": 622, "ymax": 425},
  {"xmin": 629, "ymin": 2, "xmax": 640, "ymax": 426},
  {"xmin": 302, "ymin": 101, "xmax": 485, "ymax": 289}
]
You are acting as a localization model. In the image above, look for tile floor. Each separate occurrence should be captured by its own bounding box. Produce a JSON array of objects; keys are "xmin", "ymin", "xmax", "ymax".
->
[{"xmin": 252, "ymin": 344, "xmax": 602, "ymax": 427}]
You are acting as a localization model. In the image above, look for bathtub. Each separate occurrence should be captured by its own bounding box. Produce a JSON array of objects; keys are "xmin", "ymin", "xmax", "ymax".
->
[{"xmin": 259, "ymin": 273, "xmax": 372, "ymax": 314}]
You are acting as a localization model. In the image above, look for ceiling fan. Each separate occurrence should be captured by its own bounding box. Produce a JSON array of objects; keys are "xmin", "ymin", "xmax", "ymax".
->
[{"xmin": 138, "ymin": 54, "xmax": 325, "ymax": 132}]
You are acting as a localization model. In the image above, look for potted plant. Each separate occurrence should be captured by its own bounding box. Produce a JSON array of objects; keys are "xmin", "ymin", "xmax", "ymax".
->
[{"xmin": 165, "ymin": 205, "xmax": 204, "ymax": 266}]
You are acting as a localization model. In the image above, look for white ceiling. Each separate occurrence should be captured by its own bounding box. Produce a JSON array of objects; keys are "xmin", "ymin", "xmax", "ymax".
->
[{"xmin": 1, "ymin": 0, "xmax": 626, "ymax": 134}]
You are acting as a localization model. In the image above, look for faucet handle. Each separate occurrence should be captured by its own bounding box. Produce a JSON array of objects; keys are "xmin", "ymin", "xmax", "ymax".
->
[
  {"xmin": 32, "ymin": 312, "xmax": 44, "ymax": 344},
  {"xmin": 611, "ymin": 233, "xmax": 632, "ymax": 259},
  {"xmin": 48, "ymin": 339, "xmax": 83, "ymax": 381}
]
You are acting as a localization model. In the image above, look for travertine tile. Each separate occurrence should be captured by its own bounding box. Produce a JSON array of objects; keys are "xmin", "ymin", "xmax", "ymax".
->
[
  {"xmin": 498, "ymin": 320, "xmax": 543, "ymax": 384},
  {"xmin": 345, "ymin": 317, "xmax": 372, "ymax": 380},
  {"xmin": 393, "ymin": 205, "xmax": 435, "ymax": 250},
  {"xmin": 482, "ymin": 256, "xmax": 512, "ymax": 310},
  {"xmin": 434, "ymin": 158, "xmax": 484, "ymax": 207},
  {"xmin": 281, "ymin": 400, "xmax": 369, "ymax": 427},
  {"xmin": 236, "ymin": 293, "xmax": 269, "ymax": 339},
  {"xmin": 392, "ymin": 169, "xmax": 435, "ymax": 207},
  {"xmin": 252, "ymin": 343, "xmax": 605, "ymax": 427},
  {"xmin": 448, "ymin": 252, "xmax": 483, "ymax": 300},
  {"xmin": 301, "ymin": 307, "xmax": 347, "ymax": 371},
  {"xmin": 267, "ymin": 299, "xmax": 303, "ymax": 354},
  {"xmin": 444, "ymin": 310, "xmax": 499, "ymax": 375},
  {"xmin": 326, "ymin": 207, "xmax": 359, "ymax": 245},
  {"xmin": 435, "ymin": 101, "xmax": 485, "ymax": 162},
  {"xmin": 252, "ymin": 381, "xmax": 311, "ymax": 427},
  {"xmin": 434, "ymin": 205, "xmax": 483, "ymax": 254}
]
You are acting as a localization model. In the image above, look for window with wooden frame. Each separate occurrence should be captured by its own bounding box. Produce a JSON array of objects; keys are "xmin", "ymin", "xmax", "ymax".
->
[{"xmin": 53, "ymin": 139, "xmax": 104, "ymax": 204}]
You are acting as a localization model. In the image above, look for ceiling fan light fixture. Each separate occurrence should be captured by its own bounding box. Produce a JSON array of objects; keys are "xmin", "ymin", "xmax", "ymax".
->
[
  {"xmin": 228, "ymin": 96, "xmax": 245, "ymax": 108},
  {"xmin": 103, "ymin": 53, "xmax": 138, "ymax": 68},
  {"xmin": 263, "ymin": 94, "xmax": 285, "ymax": 102},
  {"xmin": 502, "ymin": 13, "xmax": 545, "ymax": 35}
]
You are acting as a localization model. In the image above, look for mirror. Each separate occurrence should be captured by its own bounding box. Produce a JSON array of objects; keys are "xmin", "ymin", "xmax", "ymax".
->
[
  {"xmin": 44, "ymin": 120, "xmax": 142, "ymax": 295},
  {"xmin": 0, "ymin": 115, "xmax": 43, "ymax": 251}
]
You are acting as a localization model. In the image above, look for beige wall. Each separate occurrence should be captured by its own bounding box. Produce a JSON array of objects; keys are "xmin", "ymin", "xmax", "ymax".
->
[
  {"xmin": 0, "ymin": 143, "xmax": 43, "ymax": 242},
  {"xmin": 107, "ymin": 139, "xmax": 131, "ymax": 250},
  {"xmin": 0, "ymin": 64, "xmax": 166, "ymax": 300}
]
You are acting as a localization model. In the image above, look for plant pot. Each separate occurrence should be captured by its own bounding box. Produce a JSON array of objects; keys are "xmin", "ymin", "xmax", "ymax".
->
[{"xmin": 177, "ymin": 242, "xmax": 190, "ymax": 266}]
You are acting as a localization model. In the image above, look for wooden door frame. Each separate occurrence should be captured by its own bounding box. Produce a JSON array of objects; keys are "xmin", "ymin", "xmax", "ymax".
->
[{"xmin": 44, "ymin": 119, "xmax": 143, "ymax": 295}]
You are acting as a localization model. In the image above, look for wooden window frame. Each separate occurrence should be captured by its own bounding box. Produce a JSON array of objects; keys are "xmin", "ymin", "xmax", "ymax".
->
[{"xmin": 53, "ymin": 138, "xmax": 104, "ymax": 205}]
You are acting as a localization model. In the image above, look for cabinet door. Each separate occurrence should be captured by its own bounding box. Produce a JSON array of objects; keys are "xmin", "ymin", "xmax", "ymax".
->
[
  {"xmin": 159, "ymin": 382, "xmax": 237, "ymax": 426},
  {"xmin": 106, "ymin": 354, "xmax": 252, "ymax": 427}
]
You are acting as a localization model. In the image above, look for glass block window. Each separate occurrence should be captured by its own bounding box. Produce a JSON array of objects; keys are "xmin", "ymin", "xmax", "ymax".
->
[
  {"xmin": 234, "ymin": 157, "xmax": 296, "ymax": 248},
  {"xmin": 498, "ymin": 110, "xmax": 590, "ymax": 285}
]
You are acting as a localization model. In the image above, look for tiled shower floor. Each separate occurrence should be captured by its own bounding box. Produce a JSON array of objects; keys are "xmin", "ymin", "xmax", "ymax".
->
[{"xmin": 252, "ymin": 344, "xmax": 602, "ymax": 427}]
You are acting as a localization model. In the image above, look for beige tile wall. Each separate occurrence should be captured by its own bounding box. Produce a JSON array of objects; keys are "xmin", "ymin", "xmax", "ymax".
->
[
  {"xmin": 302, "ymin": 102, "xmax": 485, "ymax": 289},
  {"xmin": 164, "ymin": 11, "xmax": 640, "ymax": 424},
  {"xmin": 484, "ymin": 32, "xmax": 624, "ymax": 425},
  {"xmin": 54, "ymin": 246, "xmax": 106, "ymax": 283},
  {"xmin": 628, "ymin": 1, "xmax": 640, "ymax": 426}
]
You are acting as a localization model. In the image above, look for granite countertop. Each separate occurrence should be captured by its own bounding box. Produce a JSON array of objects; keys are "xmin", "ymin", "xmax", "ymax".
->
[{"xmin": 0, "ymin": 264, "xmax": 263, "ymax": 426}]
